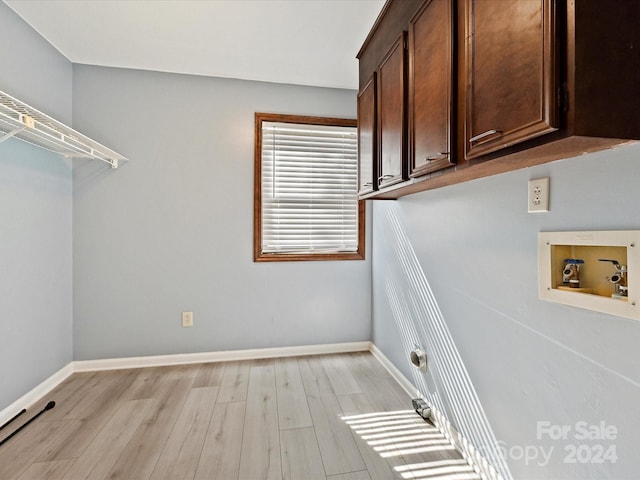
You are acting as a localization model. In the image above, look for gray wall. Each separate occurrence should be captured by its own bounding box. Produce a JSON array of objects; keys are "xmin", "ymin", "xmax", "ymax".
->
[
  {"xmin": 0, "ymin": 3, "xmax": 73, "ymax": 411},
  {"xmin": 72, "ymin": 65, "xmax": 371, "ymax": 360},
  {"xmin": 372, "ymin": 143, "xmax": 640, "ymax": 479}
]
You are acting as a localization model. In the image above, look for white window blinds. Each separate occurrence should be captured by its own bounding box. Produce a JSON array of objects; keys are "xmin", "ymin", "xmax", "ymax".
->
[{"xmin": 261, "ymin": 121, "xmax": 358, "ymax": 254}]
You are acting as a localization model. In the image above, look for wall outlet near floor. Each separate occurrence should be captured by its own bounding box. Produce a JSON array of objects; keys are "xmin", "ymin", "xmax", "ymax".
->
[
  {"xmin": 528, "ymin": 177, "xmax": 550, "ymax": 213},
  {"xmin": 182, "ymin": 311, "xmax": 193, "ymax": 327}
]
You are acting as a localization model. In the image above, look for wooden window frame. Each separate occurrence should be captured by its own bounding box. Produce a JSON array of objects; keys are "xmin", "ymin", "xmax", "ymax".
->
[{"xmin": 254, "ymin": 112, "xmax": 365, "ymax": 262}]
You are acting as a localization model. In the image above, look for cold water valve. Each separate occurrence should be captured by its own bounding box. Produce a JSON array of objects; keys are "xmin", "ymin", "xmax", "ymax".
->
[{"xmin": 599, "ymin": 259, "xmax": 628, "ymax": 298}]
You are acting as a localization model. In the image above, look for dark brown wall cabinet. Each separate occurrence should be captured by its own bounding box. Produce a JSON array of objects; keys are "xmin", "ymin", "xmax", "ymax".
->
[
  {"xmin": 357, "ymin": 74, "xmax": 377, "ymax": 195},
  {"xmin": 409, "ymin": 0, "xmax": 455, "ymax": 176},
  {"xmin": 358, "ymin": 0, "xmax": 640, "ymax": 200},
  {"xmin": 377, "ymin": 33, "xmax": 407, "ymax": 188},
  {"xmin": 463, "ymin": 0, "xmax": 557, "ymax": 160}
]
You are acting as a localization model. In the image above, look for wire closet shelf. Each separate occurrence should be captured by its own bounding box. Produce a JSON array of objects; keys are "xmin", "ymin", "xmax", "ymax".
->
[{"xmin": 0, "ymin": 89, "xmax": 126, "ymax": 168}]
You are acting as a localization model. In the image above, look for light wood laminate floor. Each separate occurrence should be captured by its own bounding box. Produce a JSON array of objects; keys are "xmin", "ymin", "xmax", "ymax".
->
[{"xmin": 0, "ymin": 352, "xmax": 479, "ymax": 480}]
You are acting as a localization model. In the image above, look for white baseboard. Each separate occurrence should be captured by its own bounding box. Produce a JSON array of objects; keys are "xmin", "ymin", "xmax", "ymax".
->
[
  {"xmin": 0, "ymin": 363, "xmax": 74, "ymax": 427},
  {"xmin": 369, "ymin": 343, "xmax": 420, "ymax": 398},
  {"xmin": 73, "ymin": 341, "xmax": 372, "ymax": 372}
]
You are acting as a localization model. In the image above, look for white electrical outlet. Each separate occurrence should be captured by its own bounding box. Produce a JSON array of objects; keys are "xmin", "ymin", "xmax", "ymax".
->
[
  {"xmin": 528, "ymin": 177, "xmax": 550, "ymax": 213},
  {"xmin": 182, "ymin": 311, "xmax": 193, "ymax": 327}
]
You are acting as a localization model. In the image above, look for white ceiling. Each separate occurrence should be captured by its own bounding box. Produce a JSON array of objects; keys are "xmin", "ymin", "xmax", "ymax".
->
[{"xmin": 4, "ymin": 0, "xmax": 385, "ymax": 90}]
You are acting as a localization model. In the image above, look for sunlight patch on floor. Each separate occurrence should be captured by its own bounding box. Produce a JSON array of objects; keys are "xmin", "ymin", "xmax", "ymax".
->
[{"xmin": 342, "ymin": 409, "xmax": 480, "ymax": 479}]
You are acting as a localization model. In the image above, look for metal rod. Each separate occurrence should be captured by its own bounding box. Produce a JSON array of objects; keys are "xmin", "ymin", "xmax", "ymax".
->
[
  {"xmin": 0, "ymin": 409, "xmax": 26, "ymax": 432},
  {"xmin": 0, "ymin": 401, "xmax": 55, "ymax": 448}
]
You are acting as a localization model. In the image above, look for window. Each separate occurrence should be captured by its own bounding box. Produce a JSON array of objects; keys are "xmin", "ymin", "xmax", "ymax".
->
[{"xmin": 254, "ymin": 113, "xmax": 365, "ymax": 262}]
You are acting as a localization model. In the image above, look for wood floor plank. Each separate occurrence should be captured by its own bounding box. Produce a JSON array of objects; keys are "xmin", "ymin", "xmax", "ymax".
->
[
  {"xmin": 337, "ymin": 393, "xmax": 403, "ymax": 480},
  {"xmin": 322, "ymin": 354, "xmax": 363, "ymax": 396},
  {"xmin": 216, "ymin": 361, "xmax": 250, "ymax": 403},
  {"xmin": 61, "ymin": 398, "xmax": 154, "ymax": 480},
  {"xmin": 27, "ymin": 372, "xmax": 97, "ymax": 423},
  {"xmin": 335, "ymin": 392, "xmax": 377, "ymax": 418},
  {"xmin": 377, "ymin": 418, "xmax": 462, "ymax": 467},
  {"xmin": 280, "ymin": 427, "xmax": 325, "ymax": 480},
  {"xmin": 61, "ymin": 369, "xmax": 140, "ymax": 421},
  {"xmin": 48, "ymin": 369, "xmax": 143, "ymax": 459},
  {"xmin": 393, "ymin": 459, "xmax": 480, "ymax": 479},
  {"xmin": 33, "ymin": 420, "xmax": 85, "ymax": 463},
  {"xmin": 15, "ymin": 459, "xmax": 75, "ymax": 480},
  {"xmin": 299, "ymin": 357, "xmax": 366, "ymax": 476},
  {"xmin": 237, "ymin": 360, "xmax": 281, "ymax": 480},
  {"xmin": 105, "ymin": 377, "xmax": 195, "ymax": 480},
  {"xmin": 125, "ymin": 367, "xmax": 166, "ymax": 400},
  {"xmin": 347, "ymin": 353, "xmax": 409, "ymax": 412},
  {"xmin": 193, "ymin": 362, "xmax": 226, "ymax": 388},
  {"xmin": 0, "ymin": 420, "xmax": 72, "ymax": 480},
  {"xmin": 327, "ymin": 471, "xmax": 372, "ymax": 480},
  {"xmin": 149, "ymin": 386, "xmax": 219, "ymax": 480},
  {"xmin": 275, "ymin": 357, "xmax": 312, "ymax": 430},
  {"xmin": 194, "ymin": 401, "xmax": 246, "ymax": 480},
  {"xmin": 305, "ymin": 390, "xmax": 366, "ymax": 476},
  {"xmin": 298, "ymin": 356, "xmax": 335, "ymax": 398},
  {"xmin": 163, "ymin": 363, "xmax": 202, "ymax": 381}
]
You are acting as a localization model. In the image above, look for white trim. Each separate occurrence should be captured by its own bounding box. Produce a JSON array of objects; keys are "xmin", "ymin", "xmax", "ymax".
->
[
  {"xmin": 0, "ymin": 363, "xmax": 74, "ymax": 427},
  {"xmin": 369, "ymin": 343, "xmax": 420, "ymax": 398},
  {"xmin": 73, "ymin": 341, "xmax": 372, "ymax": 372}
]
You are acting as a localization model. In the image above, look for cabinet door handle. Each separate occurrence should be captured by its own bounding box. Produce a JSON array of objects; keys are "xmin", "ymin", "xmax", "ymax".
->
[
  {"xmin": 425, "ymin": 152, "xmax": 450, "ymax": 162},
  {"xmin": 469, "ymin": 129, "xmax": 502, "ymax": 144}
]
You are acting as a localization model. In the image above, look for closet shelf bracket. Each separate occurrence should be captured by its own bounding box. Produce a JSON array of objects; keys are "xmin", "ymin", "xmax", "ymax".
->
[{"xmin": 0, "ymin": 125, "xmax": 27, "ymax": 145}]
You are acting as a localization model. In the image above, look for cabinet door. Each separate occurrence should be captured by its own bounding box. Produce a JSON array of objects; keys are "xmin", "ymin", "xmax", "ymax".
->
[
  {"xmin": 409, "ymin": 0, "xmax": 455, "ymax": 177},
  {"xmin": 357, "ymin": 74, "xmax": 377, "ymax": 195},
  {"xmin": 464, "ymin": 0, "xmax": 558, "ymax": 160},
  {"xmin": 377, "ymin": 33, "xmax": 407, "ymax": 188}
]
